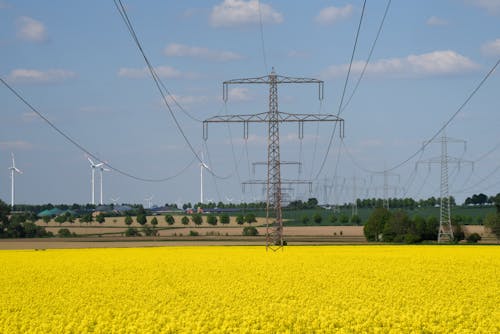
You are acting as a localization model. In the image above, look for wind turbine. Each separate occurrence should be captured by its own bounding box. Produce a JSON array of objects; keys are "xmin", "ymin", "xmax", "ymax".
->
[
  {"xmin": 110, "ymin": 196, "xmax": 120, "ymax": 206},
  {"xmin": 87, "ymin": 157, "xmax": 103, "ymax": 205},
  {"xmin": 8, "ymin": 153, "xmax": 22, "ymax": 208},
  {"xmin": 144, "ymin": 195, "xmax": 154, "ymax": 209},
  {"xmin": 99, "ymin": 164, "xmax": 111, "ymax": 205},
  {"xmin": 200, "ymin": 151, "xmax": 211, "ymax": 204}
]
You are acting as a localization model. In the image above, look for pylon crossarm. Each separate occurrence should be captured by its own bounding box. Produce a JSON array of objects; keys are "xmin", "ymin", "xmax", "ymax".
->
[
  {"xmin": 277, "ymin": 112, "xmax": 343, "ymax": 122},
  {"xmin": 204, "ymin": 112, "xmax": 269, "ymax": 123}
]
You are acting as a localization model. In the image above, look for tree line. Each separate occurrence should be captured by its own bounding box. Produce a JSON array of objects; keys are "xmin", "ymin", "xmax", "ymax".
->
[{"xmin": 363, "ymin": 193, "xmax": 500, "ymax": 243}]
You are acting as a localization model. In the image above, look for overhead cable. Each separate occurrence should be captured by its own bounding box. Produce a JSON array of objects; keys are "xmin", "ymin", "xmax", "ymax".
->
[
  {"xmin": 0, "ymin": 77, "xmax": 197, "ymax": 182},
  {"xmin": 113, "ymin": 0, "xmax": 231, "ymax": 180},
  {"xmin": 313, "ymin": 0, "xmax": 367, "ymax": 179}
]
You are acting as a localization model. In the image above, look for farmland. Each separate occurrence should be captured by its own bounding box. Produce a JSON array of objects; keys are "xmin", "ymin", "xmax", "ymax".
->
[{"xmin": 0, "ymin": 246, "xmax": 498, "ymax": 333}]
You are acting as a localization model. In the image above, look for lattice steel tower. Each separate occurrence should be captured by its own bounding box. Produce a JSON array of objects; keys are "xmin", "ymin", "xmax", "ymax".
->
[
  {"xmin": 203, "ymin": 69, "xmax": 344, "ymax": 250},
  {"xmin": 418, "ymin": 133, "xmax": 473, "ymax": 243}
]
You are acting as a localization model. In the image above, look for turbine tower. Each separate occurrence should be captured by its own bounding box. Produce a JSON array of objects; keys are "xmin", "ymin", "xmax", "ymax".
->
[
  {"xmin": 87, "ymin": 157, "xmax": 103, "ymax": 205},
  {"xmin": 8, "ymin": 153, "xmax": 22, "ymax": 208},
  {"xmin": 99, "ymin": 164, "xmax": 111, "ymax": 205},
  {"xmin": 200, "ymin": 152, "xmax": 210, "ymax": 204},
  {"xmin": 144, "ymin": 195, "xmax": 154, "ymax": 209}
]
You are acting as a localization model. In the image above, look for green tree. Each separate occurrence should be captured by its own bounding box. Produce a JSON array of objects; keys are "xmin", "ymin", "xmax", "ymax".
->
[
  {"xmin": 58, "ymin": 228, "xmax": 73, "ymax": 238},
  {"xmin": 245, "ymin": 213, "xmax": 257, "ymax": 224},
  {"xmin": 207, "ymin": 214, "xmax": 218, "ymax": 226},
  {"xmin": 329, "ymin": 214, "xmax": 338, "ymax": 225},
  {"xmin": 339, "ymin": 214, "xmax": 349, "ymax": 225},
  {"xmin": 142, "ymin": 225, "xmax": 158, "ymax": 236},
  {"xmin": 79, "ymin": 213, "xmax": 93, "ymax": 224},
  {"xmin": 125, "ymin": 227, "xmax": 141, "ymax": 236},
  {"xmin": 301, "ymin": 214, "xmax": 310, "ymax": 225},
  {"xmin": 312, "ymin": 213, "xmax": 322, "ymax": 224},
  {"xmin": 96, "ymin": 213, "xmax": 105, "ymax": 224},
  {"xmin": 150, "ymin": 216, "xmax": 158, "ymax": 227},
  {"xmin": 42, "ymin": 216, "xmax": 51, "ymax": 224},
  {"xmin": 192, "ymin": 214, "xmax": 203, "ymax": 226},
  {"xmin": 219, "ymin": 214, "xmax": 230, "ymax": 225},
  {"xmin": 181, "ymin": 216, "xmax": 189, "ymax": 225},
  {"xmin": 54, "ymin": 215, "xmax": 66, "ymax": 225},
  {"xmin": 137, "ymin": 214, "xmax": 147, "ymax": 226},
  {"xmin": 236, "ymin": 214, "xmax": 245, "ymax": 225},
  {"xmin": 124, "ymin": 215, "xmax": 133, "ymax": 226},
  {"xmin": 484, "ymin": 213, "xmax": 500, "ymax": 240},
  {"xmin": 242, "ymin": 226, "xmax": 259, "ymax": 236},
  {"xmin": 350, "ymin": 214, "xmax": 361, "ymax": 226},
  {"xmin": 165, "ymin": 214, "xmax": 175, "ymax": 225},
  {"xmin": 364, "ymin": 207, "xmax": 392, "ymax": 242}
]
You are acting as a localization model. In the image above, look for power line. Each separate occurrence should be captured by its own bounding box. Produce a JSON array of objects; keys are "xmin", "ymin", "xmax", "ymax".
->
[
  {"xmin": 0, "ymin": 76, "xmax": 198, "ymax": 182},
  {"xmin": 340, "ymin": 0, "xmax": 392, "ymax": 112},
  {"xmin": 383, "ymin": 57, "xmax": 500, "ymax": 173},
  {"xmin": 342, "ymin": 56, "xmax": 500, "ymax": 175},
  {"xmin": 257, "ymin": 0, "xmax": 268, "ymax": 74},
  {"xmin": 113, "ymin": 0, "xmax": 230, "ymax": 180},
  {"xmin": 313, "ymin": 0, "xmax": 367, "ymax": 179}
]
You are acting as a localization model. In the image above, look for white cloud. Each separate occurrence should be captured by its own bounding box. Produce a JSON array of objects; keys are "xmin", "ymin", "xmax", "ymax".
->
[
  {"xmin": 287, "ymin": 50, "xmax": 310, "ymax": 58},
  {"xmin": 16, "ymin": 16, "xmax": 47, "ymax": 42},
  {"xmin": 465, "ymin": 0, "xmax": 500, "ymax": 15},
  {"xmin": 322, "ymin": 50, "xmax": 480, "ymax": 78},
  {"xmin": 0, "ymin": 140, "xmax": 33, "ymax": 150},
  {"xmin": 164, "ymin": 43, "xmax": 242, "ymax": 61},
  {"xmin": 21, "ymin": 112, "xmax": 39, "ymax": 122},
  {"xmin": 228, "ymin": 87, "xmax": 252, "ymax": 101},
  {"xmin": 7, "ymin": 68, "xmax": 76, "ymax": 83},
  {"xmin": 118, "ymin": 65, "xmax": 194, "ymax": 79},
  {"xmin": 426, "ymin": 16, "xmax": 448, "ymax": 26},
  {"xmin": 210, "ymin": 0, "xmax": 283, "ymax": 27},
  {"xmin": 481, "ymin": 38, "xmax": 500, "ymax": 56},
  {"xmin": 315, "ymin": 4, "xmax": 353, "ymax": 25}
]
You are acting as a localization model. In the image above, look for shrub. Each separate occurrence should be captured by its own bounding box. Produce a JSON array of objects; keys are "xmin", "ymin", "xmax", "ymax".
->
[
  {"xmin": 192, "ymin": 214, "xmax": 203, "ymax": 226},
  {"xmin": 313, "ymin": 213, "xmax": 322, "ymax": 225},
  {"xmin": 245, "ymin": 213, "xmax": 257, "ymax": 224},
  {"xmin": 301, "ymin": 214, "xmax": 310, "ymax": 225},
  {"xmin": 165, "ymin": 214, "xmax": 175, "ymax": 225},
  {"xmin": 242, "ymin": 226, "xmax": 259, "ymax": 236},
  {"xmin": 125, "ymin": 227, "xmax": 141, "ymax": 237},
  {"xmin": 142, "ymin": 225, "xmax": 158, "ymax": 236},
  {"xmin": 189, "ymin": 230, "xmax": 199, "ymax": 236},
  {"xmin": 207, "ymin": 214, "xmax": 218, "ymax": 226},
  {"xmin": 124, "ymin": 215, "xmax": 133, "ymax": 226},
  {"xmin": 219, "ymin": 214, "xmax": 230, "ymax": 225},
  {"xmin": 466, "ymin": 233, "xmax": 482, "ymax": 243},
  {"xmin": 236, "ymin": 215, "xmax": 245, "ymax": 225},
  {"xmin": 57, "ymin": 228, "xmax": 73, "ymax": 238}
]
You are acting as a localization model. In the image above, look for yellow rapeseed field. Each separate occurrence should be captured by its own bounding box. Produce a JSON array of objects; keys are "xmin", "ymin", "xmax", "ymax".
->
[{"xmin": 0, "ymin": 245, "xmax": 498, "ymax": 333}]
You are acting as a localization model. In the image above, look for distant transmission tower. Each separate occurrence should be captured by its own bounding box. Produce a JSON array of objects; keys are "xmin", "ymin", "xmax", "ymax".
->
[
  {"xmin": 371, "ymin": 171, "xmax": 400, "ymax": 209},
  {"xmin": 417, "ymin": 133, "xmax": 473, "ymax": 243},
  {"xmin": 203, "ymin": 68, "xmax": 344, "ymax": 250}
]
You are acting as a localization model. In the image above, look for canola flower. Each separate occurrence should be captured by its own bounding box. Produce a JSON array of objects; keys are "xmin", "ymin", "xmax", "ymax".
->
[{"xmin": 0, "ymin": 245, "xmax": 498, "ymax": 333}]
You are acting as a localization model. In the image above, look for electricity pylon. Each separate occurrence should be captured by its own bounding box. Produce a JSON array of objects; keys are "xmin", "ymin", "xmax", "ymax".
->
[
  {"xmin": 203, "ymin": 68, "xmax": 344, "ymax": 250},
  {"xmin": 370, "ymin": 171, "xmax": 400, "ymax": 209},
  {"xmin": 417, "ymin": 134, "xmax": 473, "ymax": 243}
]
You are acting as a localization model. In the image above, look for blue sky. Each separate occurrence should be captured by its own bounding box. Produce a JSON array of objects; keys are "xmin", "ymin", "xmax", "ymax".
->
[{"xmin": 1, "ymin": 0, "xmax": 499, "ymax": 206}]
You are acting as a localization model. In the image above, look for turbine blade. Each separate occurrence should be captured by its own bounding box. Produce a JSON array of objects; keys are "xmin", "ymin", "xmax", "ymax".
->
[{"xmin": 87, "ymin": 157, "xmax": 95, "ymax": 165}]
